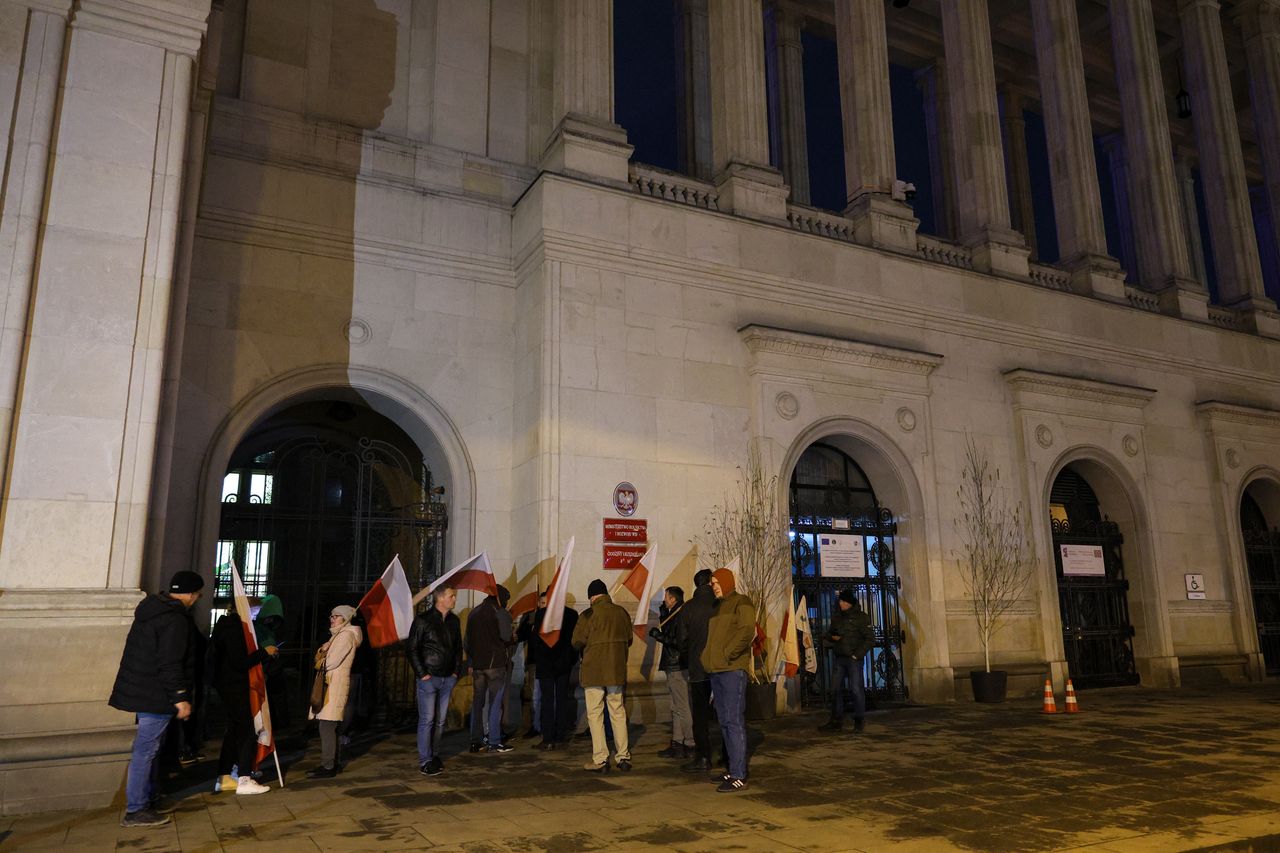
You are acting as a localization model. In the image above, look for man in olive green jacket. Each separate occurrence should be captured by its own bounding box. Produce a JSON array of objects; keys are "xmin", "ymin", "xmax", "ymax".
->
[
  {"xmin": 571, "ymin": 579, "xmax": 633, "ymax": 772},
  {"xmin": 701, "ymin": 567, "xmax": 755, "ymax": 792}
]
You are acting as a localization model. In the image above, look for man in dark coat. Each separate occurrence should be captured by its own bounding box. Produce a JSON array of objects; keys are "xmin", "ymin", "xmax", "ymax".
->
[
  {"xmin": 109, "ymin": 570, "xmax": 204, "ymax": 828},
  {"xmin": 464, "ymin": 585, "xmax": 514, "ymax": 752},
  {"xmin": 210, "ymin": 601, "xmax": 278, "ymax": 795},
  {"xmin": 521, "ymin": 595, "xmax": 579, "ymax": 749},
  {"xmin": 678, "ymin": 569, "xmax": 717, "ymax": 773},
  {"xmin": 702, "ymin": 567, "xmax": 756, "ymax": 793},
  {"xmin": 408, "ymin": 585, "xmax": 464, "ymax": 775},
  {"xmin": 649, "ymin": 585, "xmax": 692, "ymax": 758},
  {"xmin": 820, "ymin": 589, "xmax": 877, "ymax": 733}
]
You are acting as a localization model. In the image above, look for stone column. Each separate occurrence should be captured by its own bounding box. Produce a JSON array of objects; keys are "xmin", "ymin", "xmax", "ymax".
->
[
  {"xmin": 915, "ymin": 62, "xmax": 957, "ymax": 239},
  {"xmin": 1174, "ymin": 149, "xmax": 1210, "ymax": 287},
  {"xmin": 1178, "ymin": 0, "xmax": 1272, "ymax": 317},
  {"xmin": 678, "ymin": 0, "xmax": 713, "ymax": 181},
  {"xmin": 835, "ymin": 0, "xmax": 916, "ymax": 250},
  {"xmin": 708, "ymin": 0, "xmax": 787, "ymax": 220},
  {"xmin": 940, "ymin": 0, "xmax": 1029, "ymax": 276},
  {"xmin": 1253, "ymin": 185, "xmax": 1280, "ymax": 294},
  {"xmin": 0, "ymin": 0, "xmax": 211, "ymax": 814},
  {"xmin": 1029, "ymin": 0, "xmax": 1127, "ymax": 299},
  {"xmin": 776, "ymin": 7, "xmax": 809, "ymax": 205},
  {"xmin": 1102, "ymin": 133, "xmax": 1140, "ymax": 284},
  {"xmin": 1109, "ymin": 0, "xmax": 1204, "ymax": 317},
  {"xmin": 541, "ymin": 0, "xmax": 632, "ymax": 184},
  {"xmin": 999, "ymin": 87, "xmax": 1038, "ymax": 260},
  {"xmin": 1235, "ymin": 1, "xmax": 1280, "ymax": 305}
]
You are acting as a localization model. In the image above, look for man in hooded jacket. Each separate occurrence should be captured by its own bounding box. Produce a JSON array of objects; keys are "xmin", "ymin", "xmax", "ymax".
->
[{"xmin": 701, "ymin": 567, "xmax": 755, "ymax": 793}]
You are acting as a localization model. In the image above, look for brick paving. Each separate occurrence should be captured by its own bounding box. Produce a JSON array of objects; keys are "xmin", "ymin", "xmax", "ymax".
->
[{"xmin": 5, "ymin": 683, "xmax": 1280, "ymax": 851}]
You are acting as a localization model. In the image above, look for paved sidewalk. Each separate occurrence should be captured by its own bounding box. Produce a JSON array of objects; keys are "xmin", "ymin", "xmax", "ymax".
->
[{"xmin": 5, "ymin": 684, "xmax": 1280, "ymax": 851}]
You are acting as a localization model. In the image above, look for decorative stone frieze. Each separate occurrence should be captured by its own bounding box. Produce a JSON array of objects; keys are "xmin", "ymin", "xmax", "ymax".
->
[{"xmin": 71, "ymin": 0, "xmax": 211, "ymax": 56}]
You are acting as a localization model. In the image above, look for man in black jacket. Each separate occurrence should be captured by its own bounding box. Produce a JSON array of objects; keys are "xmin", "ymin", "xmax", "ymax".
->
[
  {"xmin": 408, "ymin": 585, "xmax": 463, "ymax": 776},
  {"xmin": 210, "ymin": 602, "xmax": 278, "ymax": 795},
  {"xmin": 520, "ymin": 598, "xmax": 578, "ymax": 749},
  {"xmin": 678, "ymin": 569, "xmax": 717, "ymax": 773},
  {"xmin": 109, "ymin": 570, "xmax": 204, "ymax": 828},
  {"xmin": 649, "ymin": 586, "xmax": 692, "ymax": 758},
  {"xmin": 819, "ymin": 589, "xmax": 877, "ymax": 734},
  {"xmin": 464, "ymin": 585, "xmax": 514, "ymax": 752}
]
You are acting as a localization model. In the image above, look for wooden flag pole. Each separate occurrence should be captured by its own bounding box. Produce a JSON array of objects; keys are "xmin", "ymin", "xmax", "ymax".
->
[
  {"xmin": 272, "ymin": 748, "xmax": 285, "ymax": 788},
  {"xmin": 657, "ymin": 603, "xmax": 683, "ymax": 629}
]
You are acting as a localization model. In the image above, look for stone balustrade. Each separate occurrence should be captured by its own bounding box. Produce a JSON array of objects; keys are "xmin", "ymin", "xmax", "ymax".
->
[
  {"xmin": 786, "ymin": 204, "xmax": 856, "ymax": 242},
  {"xmin": 629, "ymin": 163, "xmax": 720, "ymax": 210},
  {"xmin": 916, "ymin": 233, "xmax": 975, "ymax": 271},
  {"xmin": 1028, "ymin": 263, "xmax": 1073, "ymax": 292}
]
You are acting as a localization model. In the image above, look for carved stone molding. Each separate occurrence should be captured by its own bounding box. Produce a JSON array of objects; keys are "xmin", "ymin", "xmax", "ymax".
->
[
  {"xmin": 1122, "ymin": 434, "xmax": 1140, "ymax": 457},
  {"xmin": 71, "ymin": 0, "xmax": 211, "ymax": 56},
  {"xmin": 740, "ymin": 324, "xmax": 944, "ymax": 376},
  {"xmin": 896, "ymin": 407, "xmax": 917, "ymax": 432},
  {"xmin": 1196, "ymin": 400, "xmax": 1280, "ymax": 430},
  {"xmin": 1226, "ymin": 448, "xmax": 1242, "ymax": 469},
  {"xmin": 1003, "ymin": 368, "xmax": 1157, "ymax": 408},
  {"xmin": 1035, "ymin": 424, "xmax": 1053, "ymax": 448},
  {"xmin": 344, "ymin": 317, "xmax": 372, "ymax": 346},
  {"xmin": 774, "ymin": 391, "xmax": 800, "ymax": 420}
]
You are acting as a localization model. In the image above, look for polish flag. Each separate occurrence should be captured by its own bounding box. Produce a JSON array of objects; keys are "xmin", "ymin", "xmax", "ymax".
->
[
  {"xmin": 428, "ymin": 552, "xmax": 499, "ymax": 597},
  {"xmin": 539, "ymin": 537, "xmax": 575, "ymax": 647},
  {"xmin": 779, "ymin": 592, "xmax": 801, "ymax": 679},
  {"xmin": 509, "ymin": 566, "xmax": 539, "ymax": 620},
  {"xmin": 618, "ymin": 544, "xmax": 658, "ymax": 640},
  {"xmin": 230, "ymin": 561, "xmax": 276, "ymax": 773},
  {"xmin": 357, "ymin": 556, "xmax": 415, "ymax": 649},
  {"xmin": 796, "ymin": 595, "xmax": 817, "ymax": 674}
]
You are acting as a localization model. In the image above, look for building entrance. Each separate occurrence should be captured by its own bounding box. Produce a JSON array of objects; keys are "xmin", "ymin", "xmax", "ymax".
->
[{"xmin": 1241, "ymin": 490, "xmax": 1280, "ymax": 676}]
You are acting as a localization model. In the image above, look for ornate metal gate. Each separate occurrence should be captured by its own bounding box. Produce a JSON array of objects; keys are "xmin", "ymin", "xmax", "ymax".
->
[
  {"xmin": 1050, "ymin": 469, "xmax": 1138, "ymax": 689},
  {"xmin": 218, "ymin": 430, "xmax": 447, "ymax": 726},
  {"xmin": 789, "ymin": 443, "xmax": 908, "ymax": 707},
  {"xmin": 1241, "ymin": 494, "xmax": 1280, "ymax": 676}
]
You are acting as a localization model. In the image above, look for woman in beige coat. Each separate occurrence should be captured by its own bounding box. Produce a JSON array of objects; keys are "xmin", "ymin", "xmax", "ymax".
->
[{"xmin": 307, "ymin": 605, "xmax": 363, "ymax": 778}]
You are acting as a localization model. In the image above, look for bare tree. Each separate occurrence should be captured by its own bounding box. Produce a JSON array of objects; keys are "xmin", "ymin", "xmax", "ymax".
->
[
  {"xmin": 955, "ymin": 437, "xmax": 1036, "ymax": 673},
  {"xmin": 697, "ymin": 446, "xmax": 792, "ymax": 683}
]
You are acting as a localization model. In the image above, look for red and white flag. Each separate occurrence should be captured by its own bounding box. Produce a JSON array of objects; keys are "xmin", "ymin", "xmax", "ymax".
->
[
  {"xmin": 230, "ymin": 561, "xmax": 275, "ymax": 772},
  {"xmin": 428, "ymin": 552, "xmax": 499, "ymax": 597},
  {"xmin": 508, "ymin": 566, "xmax": 539, "ymax": 620},
  {"xmin": 796, "ymin": 594, "xmax": 817, "ymax": 674},
  {"xmin": 618, "ymin": 544, "xmax": 658, "ymax": 640},
  {"xmin": 779, "ymin": 591, "xmax": 801, "ymax": 679},
  {"xmin": 357, "ymin": 555, "xmax": 415, "ymax": 649},
  {"xmin": 539, "ymin": 537, "xmax": 575, "ymax": 647}
]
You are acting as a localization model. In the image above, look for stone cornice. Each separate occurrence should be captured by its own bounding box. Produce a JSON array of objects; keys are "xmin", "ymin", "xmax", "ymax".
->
[
  {"xmin": 4, "ymin": 0, "xmax": 73, "ymax": 15},
  {"xmin": 739, "ymin": 325, "xmax": 944, "ymax": 376},
  {"xmin": 0, "ymin": 587, "xmax": 142, "ymax": 616},
  {"xmin": 71, "ymin": 0, "xmax": 210, "ymax": 57},
  {"xmin": 1195, "ymin": 400, "xmax": 1280, "ymax": 429},
  {"xmin": 1003, "ymin": 369, "xmax": 1157, "ymax": 408}
]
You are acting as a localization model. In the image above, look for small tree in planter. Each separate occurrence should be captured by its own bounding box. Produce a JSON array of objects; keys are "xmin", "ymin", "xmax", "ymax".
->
[
  {"xmin": 698, "ymin": 446, "xmax": 792, "ymax": 701},
  {"xmin": 955, "ymin": 437, "xmax": 1036, "ymax": 702}
]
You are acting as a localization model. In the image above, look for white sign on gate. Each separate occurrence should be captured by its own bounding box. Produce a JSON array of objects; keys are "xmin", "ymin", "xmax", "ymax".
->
[
  {"xmin": 819, "ymin": 534, "xmax": 866, "ymax": 578},
  {"xmin": 1059, "ymin": 544, "xmax": 1106, "ymax": 576}
]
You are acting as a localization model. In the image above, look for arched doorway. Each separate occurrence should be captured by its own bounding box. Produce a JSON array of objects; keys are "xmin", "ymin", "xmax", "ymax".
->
[
  {"xmin": 215, "ymin": 396, "xmax": 448, "ymax": 724},
  {"xmin": 1049, "ymin": 466, "xmax": 1139, "ymax": 688},
  {"xmin": 1241, "ymin": 480, "xmax": 1280, "ymax": 676},
  {"xmin": 789, "ymin": 441, "xmax": 907, "ymax": 706}
]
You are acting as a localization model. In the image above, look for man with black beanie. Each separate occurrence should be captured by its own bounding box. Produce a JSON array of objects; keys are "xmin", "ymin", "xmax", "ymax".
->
[
  {"xmin": 109, "ymin": 570, "xmax": 204, "ymax": 828},
  {"xmin": 820, "ymin": 588, "xmax": 876, "ymax": 733},
  {"xmin": 678, "ymin": 568, "xmax": 717, "ymax": 773},
  {"xmin": 465, "ymin": 584, "xmax": 515, "ymax": 752},
  {"xmin": 572, "ymin": 578, "xmax": 633, "ymax": 772}
]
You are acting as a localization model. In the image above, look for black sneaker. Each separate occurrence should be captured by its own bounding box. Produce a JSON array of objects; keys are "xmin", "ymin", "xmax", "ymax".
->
[
  {"xmin": 716, "ymin": 777, "xmax": 749, "ymax": 793},
  {"xmin": 120, "ymin": 809, "xmax": 171, "ymax": 828},
  {"xmin": 657, "ymin": 741, "xmax": 682, "ymax": 758},
  {"xmin": 469, "ymin": 741, "xmax": 484, "ymax": 753},
  {"xmin": 486, "ymin": 741, "xmax": 514, "ymax": 753},
  {"xmin": 853, "ymin": 718, "xmax": 865, "ymax": 734},
  {"xmin": 709, "ymin": 770, "xmax": 731, "ymax": 783},
  {"xmin": 680, "ymin": 756, "xmax": 710, "ymax": 774},
  {"xmin": 616, "ymin": 759, "xmax": 632, "ymax": 772}
]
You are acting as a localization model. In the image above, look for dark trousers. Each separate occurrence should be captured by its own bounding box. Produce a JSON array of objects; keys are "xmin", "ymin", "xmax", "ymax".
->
[
  {"xmin": 216, "ymin": 692, "xmax": 257, "ymax": 776},
  {"xmin": 537, "ymin": 672, "xmax": 573, "ymax": 742},
  {"xmin": 832, "ymin": 655, "xmax": 866, "ymax": 722},
  {"xmin": 689, "ymin": 678, "xmax": 713, "ymax": 761},
  {"xmin": 710, "ymin": 669, "xmax": 748, "ymax": 780}
]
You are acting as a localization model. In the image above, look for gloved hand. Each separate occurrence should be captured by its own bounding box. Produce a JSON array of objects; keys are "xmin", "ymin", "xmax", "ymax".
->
[{"xmin": 648, "ymin": 627, "xmax": 662, "ymax": 641}]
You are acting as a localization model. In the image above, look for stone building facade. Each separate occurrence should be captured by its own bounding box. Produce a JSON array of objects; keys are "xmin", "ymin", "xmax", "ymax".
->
[{"xmin": 2, "ymin": 0, "xmax": 1280, "ymax": 815}]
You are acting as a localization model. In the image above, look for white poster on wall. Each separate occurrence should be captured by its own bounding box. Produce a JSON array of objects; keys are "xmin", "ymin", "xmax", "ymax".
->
[
  {"xmin": 1060, "ymin": 544, "xmax": 1106, "ymax": 576},
  {"xmin": 819, "ymin": 534, "xmax": 866, "ymax": 578}
]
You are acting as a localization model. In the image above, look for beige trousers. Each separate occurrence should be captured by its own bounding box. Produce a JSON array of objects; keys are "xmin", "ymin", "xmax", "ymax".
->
[{"xmin": 584, "ymin": 685, "xmax": 630, "ymax": 765}]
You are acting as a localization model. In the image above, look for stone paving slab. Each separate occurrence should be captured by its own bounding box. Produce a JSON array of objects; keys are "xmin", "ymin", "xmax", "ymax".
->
[{"xmin": 4, "ymin": 684, "xmax": 1280, "ymax": 851}]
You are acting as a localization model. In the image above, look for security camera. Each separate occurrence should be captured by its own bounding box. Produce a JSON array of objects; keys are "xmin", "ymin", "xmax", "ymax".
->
[{"xmin": 892, "ymin": 179, "xmax": 917, "ymax": 202}]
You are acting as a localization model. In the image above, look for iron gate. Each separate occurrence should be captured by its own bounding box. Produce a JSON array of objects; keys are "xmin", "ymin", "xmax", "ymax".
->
[
  {"xmin": 1242, "ymin": 495, "xmax": 1280, "ymax": 675},
  {"xmin": 217, "ymin": 433, "xmax": 447, "ymax": 727}
]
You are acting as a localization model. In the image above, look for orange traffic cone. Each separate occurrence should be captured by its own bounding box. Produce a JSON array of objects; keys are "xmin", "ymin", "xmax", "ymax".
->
[
  {"xmin": 1064, "ymin": 679, "xmax": 1081, "ymax": 714},
  {"xmin": 1041, "ymin": 679, "xmax": 1058, "ymax": 714}
]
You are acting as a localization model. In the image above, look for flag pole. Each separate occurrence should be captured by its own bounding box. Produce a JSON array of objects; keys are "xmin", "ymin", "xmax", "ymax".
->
[
  {"xmin": 656, "ymin": 602, "xmax": 683, "ymax": 628},
  {"xmin": 272, "ymin": 748, "xmax": 285, "ymax": 788}
]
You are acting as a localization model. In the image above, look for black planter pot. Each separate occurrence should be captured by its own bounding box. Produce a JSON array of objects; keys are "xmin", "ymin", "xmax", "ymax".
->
[
  {"xmin": 969, "ymin": 670, "xmax": 1008, "ymax": 703},
  {"xmin": 745, "ymin": 682, "xmax": 777, "ymax": 720}
]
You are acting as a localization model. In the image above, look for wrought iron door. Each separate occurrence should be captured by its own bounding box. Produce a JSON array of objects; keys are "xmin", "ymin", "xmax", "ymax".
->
[
  {"xmin": 1241, "ymin": 494, "xmax": 1280, "ymax": 676},
  {"xmin": 1050, "ymin": 470, "xmax": 1138, "ymax": 689},
  {"xmin": 218, "ymin": 432, "xmax": 447, "ymax": 725},
  {"xmin": 789, "ymin": 444, "xmax": 908, "ymax": 707}
]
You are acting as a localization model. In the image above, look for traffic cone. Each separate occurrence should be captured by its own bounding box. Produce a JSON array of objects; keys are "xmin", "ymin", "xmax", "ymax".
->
[
  {"xmin": 1064, "ymin": 679, "xmax": 1081, "ymax": 714},
  {"xmin": 1041, "ymin": 679, "xmax": 1058, "ymax": 714}
]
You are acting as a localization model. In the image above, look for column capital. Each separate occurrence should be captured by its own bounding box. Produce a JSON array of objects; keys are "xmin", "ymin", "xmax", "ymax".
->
[
  {"xmin": 1233, "ymin": 0, "xmax": 1280, "ymax": 39},
  {"xmin": 71, "ymin": 0, "xmax": 211, "ymax": 57}
]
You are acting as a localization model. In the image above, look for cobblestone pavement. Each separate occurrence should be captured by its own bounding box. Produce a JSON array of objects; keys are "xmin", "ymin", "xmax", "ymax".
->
[{"xmin": 5, "ymin": 683, "xmax": 1280, "ymax": 852}]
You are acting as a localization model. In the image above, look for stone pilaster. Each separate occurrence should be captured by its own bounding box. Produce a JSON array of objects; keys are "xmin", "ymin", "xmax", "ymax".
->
[
  {"xmin": 835, "ymin": 0, "xmax": 916, "ymax": 251},
  {"xmin": 678, "ymin": 0, "xmax": 713, "ymax": 181},
  {"xmin": 1177, "ymin": 0, "xmax": 1272, "ymax": 313},
  {"xmin": 1235, "ymin": 0, "xmax": 1280, "ymax": 302},
  {"xmin": 1174, "ymin": 149, "xmax": 1210, "ymax": 288},
  {"xmin": 541, "ymin": 0, "xmax": 632, "ymax": 184},
  {"xmin": 1253, "ymin": 185, "xmax": 1280, "ymax": 295},
  {"xmin": 1029, "ymin": 0, "xmax": 1127, "ymax": 300},
  {"xmin": 939, "ymin": 0, "xmax": 1029, "ymax": 277},
  {"xmin": 1102, "ymin": 134, "xmax": 1140, "ymax": 283},
  {"xmin": 708, "ymin": 0, "xmax": 787, "ymax": 221},
  {"xmin": 999, "ymin": 87, "xmax": 1038, "ymax": 260},
  {"xmin": 776, "ymin": 7, "xmax": 809, "ymax": 206},
  {"xmin": 1109, "ymin": 0, "xmax": 1201, "ymax": 308},
  {"xmin": 915, "ymin": 63, "xmax": 957, "ymax": 239}
]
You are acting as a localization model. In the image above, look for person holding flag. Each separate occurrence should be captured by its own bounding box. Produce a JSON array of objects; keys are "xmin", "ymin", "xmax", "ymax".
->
[
  {"xmin": 572, "ymin": 578, "xmax": 633, "ymax": 772},
  {"xmin": 306, "ymin": 605, "xmax": 363, "ymax": 778},
  {"xmin": 648, "ymin": 586, "xmax": 691, "ymax": 759},
  {"xmin": 464, "ymin": 584, "xmax": 515, "ymax": 753},
  {"xmin": 407, "ymin": 585, "xmax": 463, "ymax": 776},
  {"xmin": 524, "ymin": 589, "xmax": 578, "ymax": 750},
  {"xmin": 210, "ymin": 599, "xmax": 277, "ymax": 795}
]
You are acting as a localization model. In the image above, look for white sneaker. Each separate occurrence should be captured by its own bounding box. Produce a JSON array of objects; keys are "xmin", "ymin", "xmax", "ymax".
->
[
  {"xmin": 234, "ymin": 777, "xmax": 269, "ymax": 796},
  {"xmin": 214, "ymin": 774, "xmax": 237, "ymax": 793}
]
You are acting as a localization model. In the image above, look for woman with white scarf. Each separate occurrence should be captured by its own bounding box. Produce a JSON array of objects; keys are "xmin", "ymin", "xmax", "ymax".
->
[{"xmin": 307, "ymin": 605, "xmax": 363, "ymax": 778}]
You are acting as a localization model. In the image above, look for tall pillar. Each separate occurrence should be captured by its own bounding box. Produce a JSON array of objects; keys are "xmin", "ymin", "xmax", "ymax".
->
[
  {"xmin": 915, "ymin": 62, "xmax": 957, "ymax": 239},
  {"xmin": 999, "ymin": 87, "xmax": 1038, "ymax": 260},
  {"xmin": 1235, "ymin": 1, "xmax": 1280, "ymax": 306},
  {"xmin": 1109, "ymin": 0, "xmax": 1204, "ymax": 316},
  {"xmin": 1102, "ymin": 134, "xmax": 1140, "ymax": 285},
  {"xmin": 1253, "ymin": 185, "xmax": 1280, "ymax": 297},
  {"xmin": 708, "ymin": 0, "xmax": 787, "ymax": 221},
  {"xmin": 678, "ymin": 0, "xmax": 713, "ymax": 181},
  {"xmin": 1029, "ymin": 0, "xmax": 1127, "ymax": 299},
  {"xmin": 1178, "ymin": 0, "xmax": 1273, "ymax": 316},
  {"xmin": 0, "ymin": 0, "xmax": 211, "ymax": 814},
  {"xmin": 541, "ymin": 0, "xmax": 632, "ymax": 184},
  {"xmin": 834, "ymin": 0, "xmax": 916, "ymax": 250},
  {"xmin": 940, "ymin": 0, "xmax": 1029, "ymax": 276},
  {"xmin": 776, "ymin": 7, "xmax": 809, "ymax": 205},
  {"xmin": 1174, "ymin": 149, "xmax": 1210, "ymax": 287}
]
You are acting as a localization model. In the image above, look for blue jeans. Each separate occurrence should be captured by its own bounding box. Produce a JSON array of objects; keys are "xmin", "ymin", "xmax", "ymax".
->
[
  {"xmin": 127, "ymin": 712, "xmax": 173, "ymax": 813},
  {"xmin": 416, "ymin": 674, "xmax": 457, "ymax": 764},
  {"xmin": 709, "ymin": 670, "xmax": 748, "ymax": 780},
  {"xmin": 470, "ymin": 667, "xmax": 507, "ymax": 744},
  {"xmin": 832, "ymin": 655, "xmax": 866, "ymax": 722}
]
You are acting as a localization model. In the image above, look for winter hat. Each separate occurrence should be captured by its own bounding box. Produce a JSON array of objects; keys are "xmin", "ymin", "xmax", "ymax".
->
[
  {"xmin": 330, "ymin": 604, "xmax": 357, "ymax": 624},
  {"xmin": 168, "ymin": 570, "xmax": 205, "ymax": 594},
  {"xmin": 496, "ymin": 584, "xmax": 511, "ymax": 607},
  {"xmin": 256, "ymin": 593, "xmax": 284, "ymax": 621},
  {"xmin": 711, "ymin": 568, "xmax": 736, "ymax": 595},
  {"xmin": 587, "ymin": 579, "xmax": 608, "ymax": 598},
  {"xmin": 838, "ymin": 589, "xmax": 857, "ymax": 605}
]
